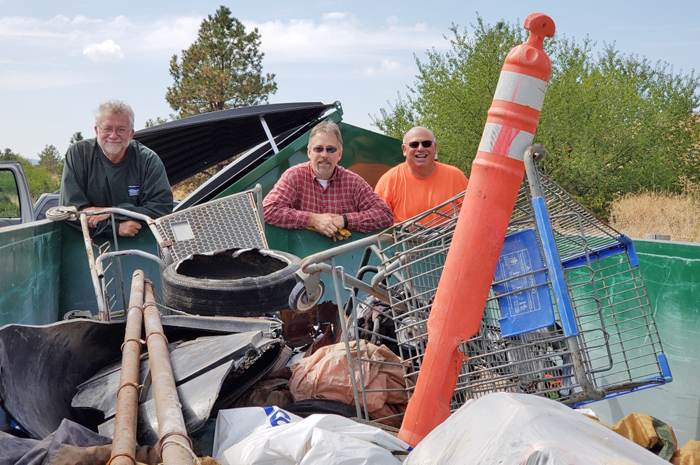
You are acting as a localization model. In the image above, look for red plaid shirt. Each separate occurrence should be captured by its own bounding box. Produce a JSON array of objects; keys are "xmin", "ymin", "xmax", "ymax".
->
[{"xmin": 263, "ymin": 162, "xmax": 394, "ymax": 232}]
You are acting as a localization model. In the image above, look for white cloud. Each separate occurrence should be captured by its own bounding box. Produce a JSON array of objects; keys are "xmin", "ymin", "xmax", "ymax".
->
[
  {"xmin": 322, "ymin": 12, "xmax": 347, "ymax": 21},
  {"xmin": 0, "ymin": 16, "xmax": 65, "ymax": 39},
  {"xmin": 362, "ymin": 59, "xmax": 411, "ymax": 77},
  {"xmin": 0, "ymin": 11, "xmax": 444, "ymax": 93},
  {"xmin": 83, "ymin": 39, "xmax": 124, "ymax": 62},
  {"xmin": 0, "ymin": 14, "xmax": 198, "ymax": 59},
  {"xmin": 248, "ymin": 13, "xmax": 446, "ymax": 80},
  {"xmin": 140, "ymin": 16, "xmax": 202, "ymax": 54},
  {"xmin": 252, "ymin": 13, "xmax": 447, "ymax": 63},
  {"xmin": 0, "ymin": 70, "xmax": 96, "ymax": 90}
]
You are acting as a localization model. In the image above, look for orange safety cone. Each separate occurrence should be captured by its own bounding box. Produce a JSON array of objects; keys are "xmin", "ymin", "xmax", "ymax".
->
[{"xmin": 397, "ymin": 12, "xmax": 556, "ymax": 447}]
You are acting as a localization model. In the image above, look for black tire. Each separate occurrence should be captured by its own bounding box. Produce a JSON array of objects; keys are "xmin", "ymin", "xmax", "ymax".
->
[{"xmin": 162, "ymin": 248, "xmax": 300, "ymax": 317}]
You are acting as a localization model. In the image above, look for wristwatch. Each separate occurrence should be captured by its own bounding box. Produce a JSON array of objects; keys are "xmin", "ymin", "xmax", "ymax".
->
[{"xmin": 342, "ymin": 214, "xmax": 348, "ymax": 229}]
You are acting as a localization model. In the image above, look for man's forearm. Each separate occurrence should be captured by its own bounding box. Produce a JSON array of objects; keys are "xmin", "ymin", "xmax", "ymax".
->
[{"xmin": 264, "ymin": 204, "xmax": 313, "ymax": 229}]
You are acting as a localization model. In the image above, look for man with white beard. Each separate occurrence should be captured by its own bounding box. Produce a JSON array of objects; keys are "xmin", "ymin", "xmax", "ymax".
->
[{"xmin": 59, "ymin": 100, "xmax": 172, "ymax": 237}]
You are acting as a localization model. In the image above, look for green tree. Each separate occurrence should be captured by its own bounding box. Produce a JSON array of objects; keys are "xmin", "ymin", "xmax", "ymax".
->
[
  {"xmin": 373, "ymin": 16, "xmax": 700, "ymax": 218},
  {"xmin": 24, "ymin": 164, "xmax": 59, "ymax": 200},
  {"xmin": 166, "ymin": 5, "xmax": 278, "ymax": 117},
  {"xmin": 37, "ymin": 144, "xmax": 62, "ymax": 176},
  {"xmin": 372, "ymin": 19, "xmax": 527, "ymax": 173},
  {"xmin": 69, "ymin": 132, "xmax": 84, "ymax": 145},
  {"xmin": 0, "ymin": 148, "xmax": 27, "ymax": 164},
  {"xmin": 0, "ymin": 149, "xmax": 59, "ymax": 200},
  {"xmin": 538, "ymin": 39, "xmax": 700, "ymax": 215},
  {"xmin": 0, "ymin": 149, "xmax": 25, "ymax": 217}
]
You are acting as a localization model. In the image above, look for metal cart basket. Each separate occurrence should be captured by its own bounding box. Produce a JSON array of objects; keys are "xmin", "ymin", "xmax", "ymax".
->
[
  {"xmin": 295, "ymin": 152, "xmax": 672, "ymax": 425},
  {"xmin": 47, "ymin": 186, "xmax": 267, "ymax": 320}
]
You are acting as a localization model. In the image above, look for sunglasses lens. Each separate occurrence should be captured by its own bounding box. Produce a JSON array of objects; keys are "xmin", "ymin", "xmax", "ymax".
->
[
  {"xmin": 408, "ymin": 140, "xmax": 433, "ymax": 148},
  {"xmin": 312, "ymin": 146, "xmax": 337, "ymax": 153}
]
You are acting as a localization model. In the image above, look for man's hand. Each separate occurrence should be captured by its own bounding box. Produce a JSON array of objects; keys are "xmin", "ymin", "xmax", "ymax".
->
[
  {"xmin": 308, "ymin": 213, "xmax": 344, "ymax": 237},
  {"xmin": 83, "ymin": 207, "xmax": 111, "ymax": 229},
  {"xmin": 118, "ymin": 220, "xmax": 142, "ymax": 237}
]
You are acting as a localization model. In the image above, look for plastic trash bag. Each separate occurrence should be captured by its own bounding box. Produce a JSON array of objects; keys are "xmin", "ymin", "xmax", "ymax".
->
[
  {"xmin": 404, "ymin": 392, "xmax": 670, "ymax": 465},
  {"xmin": 213, "ymin": 406, "xmax": 410, "ymax": 465}
]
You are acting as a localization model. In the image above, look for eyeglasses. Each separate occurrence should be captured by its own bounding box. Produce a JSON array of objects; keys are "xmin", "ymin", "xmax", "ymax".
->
[
  {"xmin": 98, "ymin": 126, "xmax": 131, "ymax": 136},
  {"xmin": 407, "ymin": 140, "xmax": 434, "ymax": 149},
  {"xmin": 311, "ymin": 146, "xmax": 338, "ymax": 154}
]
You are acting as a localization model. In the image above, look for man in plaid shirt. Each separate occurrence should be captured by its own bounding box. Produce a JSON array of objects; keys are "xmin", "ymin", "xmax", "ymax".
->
[{"xmin": 263, "ymin": 121, "xmax": 394, "ymax": 238}]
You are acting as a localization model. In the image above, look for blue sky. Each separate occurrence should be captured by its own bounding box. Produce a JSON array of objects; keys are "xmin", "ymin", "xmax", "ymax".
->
[{"xmin": 2, "ymin": 1, "xmax": 699, "ymax": 159}]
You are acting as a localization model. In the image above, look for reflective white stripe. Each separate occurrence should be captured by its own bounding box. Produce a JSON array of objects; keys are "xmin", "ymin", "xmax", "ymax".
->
[
  {"xmin": 493, "ymin": 71, "xmax": 548, "ymax": 111},
  {"xmin": 478, "ymin": 122, "xmax": 534, "ymax": 161}
]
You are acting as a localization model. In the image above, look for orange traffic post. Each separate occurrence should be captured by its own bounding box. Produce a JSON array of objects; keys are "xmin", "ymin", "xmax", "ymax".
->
[{"xmin": 398, "ymin": 13, "xmax": 556, "ymax": 447}]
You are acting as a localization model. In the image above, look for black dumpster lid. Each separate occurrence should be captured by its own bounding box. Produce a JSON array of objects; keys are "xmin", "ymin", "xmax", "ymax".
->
[{"xmin": 134, "ymin": 102, "xmax": 337, "ymax": 185}]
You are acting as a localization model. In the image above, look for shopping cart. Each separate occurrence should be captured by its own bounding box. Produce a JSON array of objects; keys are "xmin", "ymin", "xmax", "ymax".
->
[
  {"xmin": 46, "ymin": 185, "xmax": 267, "ymax": 320},
  {"xmin": 292, "ymin": 147, "xmax": 672, "ymax": 424}
]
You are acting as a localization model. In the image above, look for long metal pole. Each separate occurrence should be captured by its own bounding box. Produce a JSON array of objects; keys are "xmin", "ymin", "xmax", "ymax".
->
[
  {"xmin": 79, "ymin": 212, "xmax": 109, "ymax": 320},
  {"xmin": 143, "ymin": 281, "xmax": 195, "ymax": 464},
  {"xmin": 110, "ymin": 270, "xmax": 145, "ymax": 465}
]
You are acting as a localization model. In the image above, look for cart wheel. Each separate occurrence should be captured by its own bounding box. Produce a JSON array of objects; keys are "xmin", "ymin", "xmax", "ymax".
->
[
  {"xmin": 46, "ymin": 206, "xmax": 77, "ymax": 222},
  {"xmin": 288, "ymin": 281, "xmax": 325, "ymax": 313}
]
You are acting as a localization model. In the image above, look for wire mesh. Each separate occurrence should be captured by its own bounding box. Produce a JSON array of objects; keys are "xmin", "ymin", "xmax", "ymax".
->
[{"xmin": 342, "ymin": 173, "xmax": 669, "ymax": 424}]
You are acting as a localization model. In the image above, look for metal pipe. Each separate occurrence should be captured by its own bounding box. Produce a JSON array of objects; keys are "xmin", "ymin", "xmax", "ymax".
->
[
  {"xmin": 79, "ymin": 212, "xmax": 109, "ymax": 320},
  {"xmin": 303, "ymin": 261, "xmax": 392, "ymax": 305},
  {"xmin": 95, "ymin": 250, "xmax": 167, "ymax": 278},
  {"xmin": 298, "ymin": 233, "xmax": 393, "ymax": 273},
  {"xmin": 143, "ymin": 281, "xmax": 195, "ymax": 465},
  {"xmin": 110, "ymin": 270, "xmax": 145, "ymax": 465}
]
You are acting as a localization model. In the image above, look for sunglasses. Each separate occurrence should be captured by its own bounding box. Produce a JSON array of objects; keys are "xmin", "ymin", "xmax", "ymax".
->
[
  {"xmin": 407, "ymin": 140, "xmax": 434, "ymax": 149},
  {"xmin": 311, "ymin": 146, "xmax": 338, "ymax": 154}
]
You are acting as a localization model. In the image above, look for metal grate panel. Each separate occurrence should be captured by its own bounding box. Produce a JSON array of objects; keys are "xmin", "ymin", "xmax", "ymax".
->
[{"xmin": 154, "ymin": 192, "xmax": 267, "ymax": 263}]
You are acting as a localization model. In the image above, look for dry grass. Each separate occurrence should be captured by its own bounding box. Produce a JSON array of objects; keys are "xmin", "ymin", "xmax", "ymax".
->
[
  {"xmin": 171, "ymin": 185, "xmax": 191, "ymax": 202},
  {"xmin": 609, "ymin": 183, "xmax": 700, "ymax": 243}
]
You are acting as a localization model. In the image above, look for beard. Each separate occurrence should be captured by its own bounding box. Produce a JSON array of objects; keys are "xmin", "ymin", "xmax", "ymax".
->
[
  {"xmin": 313, "ymin": 160, "xmax": 334, "ymax": 178},
  {"xmin": 100, "ymin": 138, "xmax": 127, "ymax": 156}
]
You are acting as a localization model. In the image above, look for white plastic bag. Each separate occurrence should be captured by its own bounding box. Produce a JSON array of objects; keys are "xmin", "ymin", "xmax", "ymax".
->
[
  {"xmin": 403, "ymin": 392, "xmax": 669, "ymax": 465},
  {"xmin": 213, "ymin": 406, "xmax": 410, "ymax": 465},
  {"xmin": 212, "ymin": 406, "xmax": 302, "ymax": 459}
]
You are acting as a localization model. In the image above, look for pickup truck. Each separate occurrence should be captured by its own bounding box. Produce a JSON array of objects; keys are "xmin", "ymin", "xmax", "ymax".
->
[
  {"xmin": 0, "ymin": 162, "xmax": 47, "ymax": 227},
  {"xmin": 0, "ymin": 161, "xmax": 60, "ymax": 227}
]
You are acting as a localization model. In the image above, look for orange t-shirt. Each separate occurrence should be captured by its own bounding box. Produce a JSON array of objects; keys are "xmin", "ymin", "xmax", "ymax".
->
[{"xmin": 374, "ymin": 162, "xmax": 468, "ymax": 223}]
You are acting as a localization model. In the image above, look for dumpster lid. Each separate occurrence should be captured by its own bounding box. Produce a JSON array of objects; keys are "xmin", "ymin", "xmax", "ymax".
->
[{"xmin": 134, "ymin": 102, "xmax": 337, "ymax": 185}]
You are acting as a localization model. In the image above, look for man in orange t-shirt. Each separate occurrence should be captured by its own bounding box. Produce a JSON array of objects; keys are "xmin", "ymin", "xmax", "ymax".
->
[{"xmin": 375, "ymin": 126, "xmax": 468, "ymax": 224}]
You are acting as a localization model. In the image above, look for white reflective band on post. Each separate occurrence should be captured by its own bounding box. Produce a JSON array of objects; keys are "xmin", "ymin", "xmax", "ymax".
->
[
  {"xmin": 493, "ymin": 71, "xmax": 548, "ymax": 111},
  {"xmin": 478, "ymin": 122, "xmax": 534, "ymax": 161}
]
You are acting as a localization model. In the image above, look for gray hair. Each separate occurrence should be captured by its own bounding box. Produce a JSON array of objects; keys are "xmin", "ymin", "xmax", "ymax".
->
[
  {"xmin": 94, "ymin": 100, "xmax": 135, "ymax": 128},
  {"xmin": 309, "ymin": 120, "xmax": 343, "ymax": 148}
]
